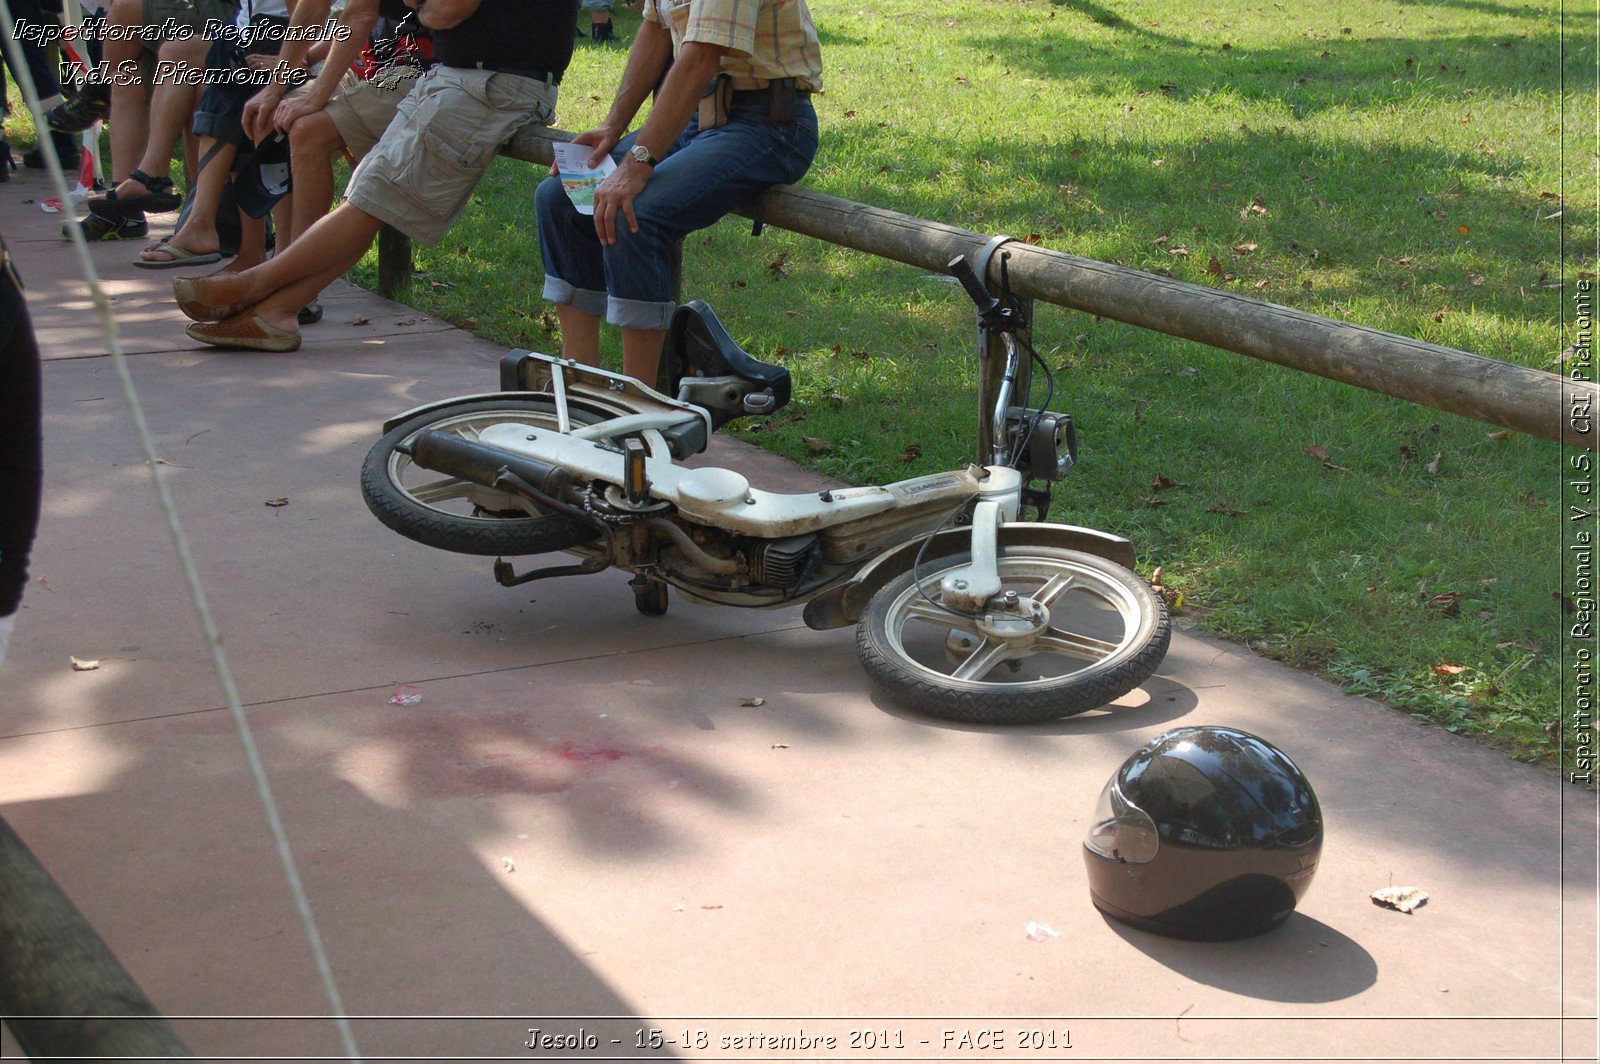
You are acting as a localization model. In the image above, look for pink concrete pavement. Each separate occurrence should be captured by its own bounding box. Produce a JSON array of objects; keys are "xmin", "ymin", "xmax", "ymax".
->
[{"xmin": 1, "ymin": 168, "xmax": 1595, "ymax": 1063}]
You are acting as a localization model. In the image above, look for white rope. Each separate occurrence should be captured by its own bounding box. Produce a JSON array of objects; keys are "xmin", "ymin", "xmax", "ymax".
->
[{"xmin": 0, "ymin": 11, "xmax": 362, "ymax": 1058}]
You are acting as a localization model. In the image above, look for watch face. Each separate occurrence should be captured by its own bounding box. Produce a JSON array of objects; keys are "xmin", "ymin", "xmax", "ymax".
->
[{"xmin": 630, "ymin": 145, "xmax": 653, "ymax": 165}]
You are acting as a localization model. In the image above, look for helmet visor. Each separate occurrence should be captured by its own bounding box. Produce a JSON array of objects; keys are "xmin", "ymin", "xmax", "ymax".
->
[{"xmin": 1085, "ymin": 776, "xmax": 1159, "ymax": 864}]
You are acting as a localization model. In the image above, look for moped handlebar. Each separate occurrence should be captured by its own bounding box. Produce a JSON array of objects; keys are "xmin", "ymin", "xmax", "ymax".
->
[{"xmin": 947, "ymin": 255, "xmax": 1002, "ymax": 318}]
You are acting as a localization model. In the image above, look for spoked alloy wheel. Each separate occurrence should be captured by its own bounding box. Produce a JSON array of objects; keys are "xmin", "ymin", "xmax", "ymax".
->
[
  {"xmin": 856, "ymin": 546, "xmax": 1170, "ymax": 724},
  {"xmin": 360, "ymin": 399, "xmax": 602, "ymax": 556}
]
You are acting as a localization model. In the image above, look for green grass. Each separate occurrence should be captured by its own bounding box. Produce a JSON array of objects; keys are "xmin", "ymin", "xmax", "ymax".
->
[{"xmin": 8, "ymin": 0, "xmax": 1592, "ymax": 767}]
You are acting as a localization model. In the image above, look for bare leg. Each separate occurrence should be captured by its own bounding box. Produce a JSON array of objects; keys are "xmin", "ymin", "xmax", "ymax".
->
[
  {"xmin": 556, "ymin": 306, "xmax": 601, "ymax": 365},
  {"xmin": 187, "ymin": 202, "xmax": 384, "ymax": 331},
  {"xmin": 287, "ymin": 112, "xmax": 344, "ymax": 245},
  {"xmin": 231, "ymin": 214, "xmax": 268, "ymax": 271},
  {"xmin": 270, "ymin": 195, "xmax": 293, "ymax": 251},
  {"xmin": 103, "ymin": 0, "xmax": 146, "ymax": 185},
  {"xmin": 112, "ymin": 37, "xmax": 207, "ymax": 198},
  {"xmin": 620, "ymin": 326, "xmax": 666, "ymax": 384},
  {"xmin": 140, "ymin": 139, "xmax": 236, "ymax": 260}
]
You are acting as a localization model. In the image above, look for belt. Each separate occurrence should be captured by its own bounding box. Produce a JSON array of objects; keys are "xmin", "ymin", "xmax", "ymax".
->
[
  {"xmin": 452, "ymin": 61, "xmax": 560, "ymax": 85},
  {"xmin": 729, "ymin": 87, "xmax": 813, "ymax": 105}
]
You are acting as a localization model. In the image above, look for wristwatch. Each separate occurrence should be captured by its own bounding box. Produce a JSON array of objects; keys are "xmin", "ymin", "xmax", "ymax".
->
[{"xmin": 628, "ymin": 143, "xmax": 659, "ymax": 167}]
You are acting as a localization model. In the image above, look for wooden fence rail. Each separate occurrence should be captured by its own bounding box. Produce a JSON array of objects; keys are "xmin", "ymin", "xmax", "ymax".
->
[{"xmin": 367, "ymin": 126, "xmax": 1593, "ymax": 453}]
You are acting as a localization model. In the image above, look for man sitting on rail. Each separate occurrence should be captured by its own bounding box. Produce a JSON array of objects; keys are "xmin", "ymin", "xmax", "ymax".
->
[
  {"xmin": 533, "ymin": 0, "xmax": 822, "ymax": 384},
  {"xmin": 173, "ymin": 0, "xmax": 576, "ymax": 351}
]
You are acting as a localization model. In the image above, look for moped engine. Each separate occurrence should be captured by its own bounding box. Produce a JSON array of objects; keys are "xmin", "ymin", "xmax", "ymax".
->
[{"xmin": 747, "ymin": 533, "xmax": 819, "ymax": 588}]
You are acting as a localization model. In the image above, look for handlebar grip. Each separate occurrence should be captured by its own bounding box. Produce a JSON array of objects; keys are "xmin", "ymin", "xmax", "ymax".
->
[{"xmin": 948, "ymin": 255, "xmax": 1000, "ymax": 315}]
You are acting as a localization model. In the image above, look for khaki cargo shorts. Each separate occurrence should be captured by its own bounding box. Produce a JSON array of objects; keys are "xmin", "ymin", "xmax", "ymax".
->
[
  {"xmin": 324, "ymin": 65, "xmax": 424, "ymax": 161},
  {"xmin": 141, "ymin": 0, "xmax": 236, "ymax": 37},
  {"xmin": 347, "ymin": 65, "xmax": 557, "ymax": 247}
]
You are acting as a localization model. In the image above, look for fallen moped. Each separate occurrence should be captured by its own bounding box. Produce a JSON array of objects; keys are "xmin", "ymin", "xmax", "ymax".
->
[{"xmin": 361, "ymin": 244, "xmax": 1170, "ymax": 723}]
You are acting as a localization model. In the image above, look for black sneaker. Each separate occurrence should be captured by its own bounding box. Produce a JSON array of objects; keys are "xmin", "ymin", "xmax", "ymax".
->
[
  {"xmin": 298, "ymin": 301, "xmax": 324, "ymax": 326},
  {"xmin": 47, "ymin": 84, "xmax": 111, "ymax": 133},
  {"xmin": 65, "ymin": 212, "xmax": 149, "ymax": 241}
]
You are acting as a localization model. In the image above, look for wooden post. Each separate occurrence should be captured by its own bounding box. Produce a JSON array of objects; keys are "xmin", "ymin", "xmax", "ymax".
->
[
  {"xmin": 377, "ymin": 223, "xmax": 412, "ymax": 299},
  {"xmin": 0, "ymin": 816, "xmax": 192, "ymax": 1059}
]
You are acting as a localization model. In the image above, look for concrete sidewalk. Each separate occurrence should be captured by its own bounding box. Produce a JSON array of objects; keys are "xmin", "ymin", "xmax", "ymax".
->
[{"xmin": 1, "ymin": 169, "xmax": 1595, "ymax": 1063}]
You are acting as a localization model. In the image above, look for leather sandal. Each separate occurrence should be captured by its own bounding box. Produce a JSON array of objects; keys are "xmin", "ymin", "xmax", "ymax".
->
[
  {"xmin": 185, "ymin": 312, "xmax": 302, "ymax": 352},
  {"xmin": 91, "ymin": 169, "xmax": 182, "ymax": 216},
  {"xmin": 172, "ymin": 276, "xmax": 250, "ymax": 323}
]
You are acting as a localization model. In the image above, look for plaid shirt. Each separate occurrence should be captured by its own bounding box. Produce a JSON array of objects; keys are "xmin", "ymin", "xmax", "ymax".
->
[{"xmin": 645, "ymin": 0, "xmax": 822, "ymax": 92}]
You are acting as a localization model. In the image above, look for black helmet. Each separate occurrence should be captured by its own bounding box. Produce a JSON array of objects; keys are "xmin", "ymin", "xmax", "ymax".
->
[{"xmin": 1083, "ymin": 726, "xmax": 1322, "ymax": 941}]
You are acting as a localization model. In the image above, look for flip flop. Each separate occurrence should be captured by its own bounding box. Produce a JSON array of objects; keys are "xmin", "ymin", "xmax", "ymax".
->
[
  {"xmin": 133, "ymin": 242, "xmax": 224, "ymax": 270},
  {"xmin": 172, "ymin": 276, "xmax": 250, "ymax": 323},
  {"xmin": 185, "ymin": 312, "xmax": 302, "ymax": 352}
]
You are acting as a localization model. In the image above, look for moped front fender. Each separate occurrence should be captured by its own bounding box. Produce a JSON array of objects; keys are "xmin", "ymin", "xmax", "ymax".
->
[{"xmin": 800, "ymin": 523, "xmax": 1139, "ymax": 631}]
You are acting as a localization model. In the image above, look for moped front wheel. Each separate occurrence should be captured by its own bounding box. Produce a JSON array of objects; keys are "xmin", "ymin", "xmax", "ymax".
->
[
  {"xmin": 361, "ymin": 398, "xmax": 603, "ymax": 556},
  {"xmin": 856, "ymin": 546, "xmax": 1170, "ymax": 724}
]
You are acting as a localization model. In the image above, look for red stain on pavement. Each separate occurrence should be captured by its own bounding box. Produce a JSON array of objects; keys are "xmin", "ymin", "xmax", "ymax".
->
[{"xmin": 556, "ymin": 742, "xmax": 630, "ymax": 762}]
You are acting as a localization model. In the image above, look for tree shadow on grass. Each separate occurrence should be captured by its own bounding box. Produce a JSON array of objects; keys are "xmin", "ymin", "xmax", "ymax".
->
[{"xmin": 970, "ymin": 26, "xmax": 1557, "ymax": 117}]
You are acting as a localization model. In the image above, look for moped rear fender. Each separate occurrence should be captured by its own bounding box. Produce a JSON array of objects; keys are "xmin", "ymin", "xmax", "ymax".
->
[
  {"xmin": 380, "ymin": 391, "xmax": 636, "ymax": 435},
  {"xmin": 801, "ymin": 523, "xmax": 1139, "ymax": 631}
]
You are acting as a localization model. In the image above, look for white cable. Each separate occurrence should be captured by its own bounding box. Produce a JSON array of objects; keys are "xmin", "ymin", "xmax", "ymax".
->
[{"xmin": 0, "ymin": 10, "xmax": 362, "ymax": 1059}]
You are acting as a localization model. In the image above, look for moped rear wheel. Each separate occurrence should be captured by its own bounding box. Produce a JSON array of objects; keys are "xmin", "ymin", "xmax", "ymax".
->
[
  {"xmin": 361, "ymin": 398, "xmax": 603, "ymax": 556},
  {"xmin": 856, "ymin": 546, "xmax": 1170, "ymax": 724}
]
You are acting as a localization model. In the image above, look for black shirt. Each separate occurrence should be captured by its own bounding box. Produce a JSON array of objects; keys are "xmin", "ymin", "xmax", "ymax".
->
[{"xmin": 431, "ymin": 0, "xmax": 578, "ymax": 76}]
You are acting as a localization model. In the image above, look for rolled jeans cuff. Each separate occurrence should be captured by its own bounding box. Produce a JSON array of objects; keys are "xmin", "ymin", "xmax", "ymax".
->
[
  {"xmin": 543, "ymin": 276, "xmax": 608, "ymax": 316},
  {"xmin": 606, "ymin": 296, "xmax": 676, "ymax": 331}
]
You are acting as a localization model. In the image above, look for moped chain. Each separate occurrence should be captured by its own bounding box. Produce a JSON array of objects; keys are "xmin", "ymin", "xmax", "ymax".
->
[{"xmin": 582, "ymin": 484, "xmax": 671, "ymax": 524}]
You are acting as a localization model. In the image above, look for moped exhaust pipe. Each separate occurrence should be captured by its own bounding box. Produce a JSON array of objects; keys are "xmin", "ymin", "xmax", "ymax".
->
[{"xmin": 402, "ymin": 429, "xmax": 575, "ymax": 500}]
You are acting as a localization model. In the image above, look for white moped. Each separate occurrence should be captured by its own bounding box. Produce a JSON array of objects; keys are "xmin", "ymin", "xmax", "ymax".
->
[{"xmin": 362, "ymin": 247, "xmax": 1169, "ymax": 723}]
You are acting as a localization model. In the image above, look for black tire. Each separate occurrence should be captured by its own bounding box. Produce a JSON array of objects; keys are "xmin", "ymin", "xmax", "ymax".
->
[
  {"xmin": 856, "ymin": 546, "xmax": 1170, "ymax": 725},
  {"xmin": 361, "ymin": 398, "xmax": 602, "ymax": 556}
]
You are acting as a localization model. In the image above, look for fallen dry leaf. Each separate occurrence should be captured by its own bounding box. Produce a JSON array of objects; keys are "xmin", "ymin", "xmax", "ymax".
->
[
  {"xmin": 265, "ymin": 498, "xmax": 289, "ymax": 507},
  {"xmin": 1425, "ymin": 590, "xmax": 1462, "ymax": 617},
  {"xmin": 1371, "ymin": 886, "xmax": 1428, "ymax": 913},
  {"xmin": 1486, "ymin": 431, "xmax": 1511, "ymax": 441},
  {"xmin": 900, "ymin": 443, "xmax": 923, "ymax": 463},
  {"xmin": 1206, "ymin": 503, "xmax": 1246, "ymax": 516},
  {"xmin": 771, "ymin": 742, "xmax": 790, "ymax": 749},
  {"xmin": 1152, "ymin": 473, "xmax": 1179, "ymax": 491},
  {"xmin": 802, "ymin": 436, "xmax": 834, "ymax": 454},
  {"xmin": 1138, "ymin": 494, "xmax": 1167, "ymax": 507},
  {"xmin": 348, "ymin": 316, "xmax": 371, "ymax": 326},
  {"xmin": 1426, "ymin": 450, "xmax": 1442, "ymax": 475},
  {"xmin": 70, "ymin": 656, "xmax": 100, "ymax": 672},
  {"xmin": 738, "ymin": 697, "xmax": 766, "ymax": 707},
  {"xmin": 1304, "ymin": 444, "xmax": 1330, "ymax": 460},
  {"xmin": 1232, "ymin": 242, "xmax": 1259, "ymax": 254},
  {"xmin": 1432, "ymin": 663, "xmax": 1466, "ymax": 676}
]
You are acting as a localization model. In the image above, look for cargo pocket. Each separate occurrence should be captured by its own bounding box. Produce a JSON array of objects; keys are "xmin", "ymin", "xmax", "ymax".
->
[{"xmin": 409, "ymin": 127, "xmax": 495, "ymax": 218}]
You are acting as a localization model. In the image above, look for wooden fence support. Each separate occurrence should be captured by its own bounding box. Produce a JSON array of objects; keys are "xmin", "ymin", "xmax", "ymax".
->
[
  {"xmin": 377, "ymin": 223, "xmax": 413, "ymax": 299},
  {"xmin": 484, "ymin": 126, "xmax": 1595, "ymax": 450}
]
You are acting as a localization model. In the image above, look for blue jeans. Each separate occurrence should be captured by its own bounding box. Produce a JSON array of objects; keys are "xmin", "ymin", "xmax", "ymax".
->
[{"xmin": 536, "ymin": 99, "xmax": 818, "ymax": 330}]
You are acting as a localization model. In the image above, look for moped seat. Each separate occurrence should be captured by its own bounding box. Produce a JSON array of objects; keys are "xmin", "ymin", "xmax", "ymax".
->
[{"xmin": 661, "ymin": 300, "xmax": 792, "ymax": 428}]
